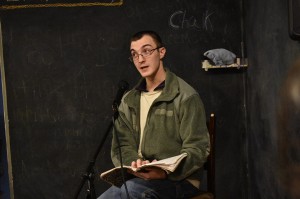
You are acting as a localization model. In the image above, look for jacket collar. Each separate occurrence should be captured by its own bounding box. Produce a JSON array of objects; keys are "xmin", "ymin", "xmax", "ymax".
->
[{"xmin": 124, "ymin": 68, "xmax": 179, "ymax": 108}]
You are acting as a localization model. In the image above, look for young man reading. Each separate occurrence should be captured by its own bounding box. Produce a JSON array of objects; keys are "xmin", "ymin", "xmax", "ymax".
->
[{"xmin": 98, "ymin": 30, "xmax": 210, "ymax": 199}]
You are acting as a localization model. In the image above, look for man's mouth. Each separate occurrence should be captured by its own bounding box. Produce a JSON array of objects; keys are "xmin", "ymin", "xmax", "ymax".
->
[{"xmin": 140, "ymin": 65, "xmax": 148, "ymax": 70}]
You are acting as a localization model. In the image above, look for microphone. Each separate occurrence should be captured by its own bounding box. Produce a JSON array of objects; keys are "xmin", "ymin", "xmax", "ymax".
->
[{"xmin": 112, "ymin": 80, "xmax": 129, "ymax": 111}]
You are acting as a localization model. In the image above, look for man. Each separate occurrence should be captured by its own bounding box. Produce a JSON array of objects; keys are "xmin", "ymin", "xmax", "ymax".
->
[
  {"xmin": 98, "ymin": 30, "xmax": 210, "ymax": 198},
  {"xmin": 278, "ymin": 58, "xmax": 300, "ymax": 199}
]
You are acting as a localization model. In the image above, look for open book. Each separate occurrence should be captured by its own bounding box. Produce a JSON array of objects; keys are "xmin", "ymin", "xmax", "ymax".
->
[{"xmin": 100, "ymin": 153, "xmax": 187, "ymax": 187}]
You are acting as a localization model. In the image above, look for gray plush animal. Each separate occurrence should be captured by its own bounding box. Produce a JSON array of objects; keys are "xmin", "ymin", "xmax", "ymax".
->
[{"xmin": 204, "ymin": 48, "xmax": 236, "ymax": 65}]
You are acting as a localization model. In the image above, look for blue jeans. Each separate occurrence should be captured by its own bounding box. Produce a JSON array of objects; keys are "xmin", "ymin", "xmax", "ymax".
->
[{"xmin": 98, "ymin": 178, "xmax": 200, "ymax": 199}]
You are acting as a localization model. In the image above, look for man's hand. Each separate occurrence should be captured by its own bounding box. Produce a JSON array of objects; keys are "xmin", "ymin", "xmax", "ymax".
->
[
  {"xmin": 129, "ymin": 159, "xmax": 167, "ymax": 180},
  {"xmin": 131, "ymin": 159, "xmax": 151, "ymax": 168}
]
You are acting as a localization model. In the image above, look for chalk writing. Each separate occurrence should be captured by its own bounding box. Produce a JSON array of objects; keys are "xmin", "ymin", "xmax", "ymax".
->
[
  {"xmin": 203, "ymin": 10, "xmax": 214, "ymax": 31},
  {"xmin": 169, "ymin": 10, "xmax": 214, "ymax": 32}
]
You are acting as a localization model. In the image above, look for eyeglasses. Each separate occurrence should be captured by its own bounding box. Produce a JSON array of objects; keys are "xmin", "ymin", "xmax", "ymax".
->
[{"xmin": 129, "ymin": 47, "xmax": 161, "ymax": 62}]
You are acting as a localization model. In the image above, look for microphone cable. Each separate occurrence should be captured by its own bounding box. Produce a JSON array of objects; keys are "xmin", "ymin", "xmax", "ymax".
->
[
  {"xmin": 110, "ymin": 80, "xmax": 131, "ymax": 199},
  {"xmin": 112, "ymin": 117, "xmax": 131, "ymax": 199}
]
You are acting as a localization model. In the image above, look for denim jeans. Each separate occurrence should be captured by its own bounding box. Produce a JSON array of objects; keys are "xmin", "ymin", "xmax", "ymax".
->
[{"xmin": 98, "ymin": 177, "xmax": 200, "ymax": 199}]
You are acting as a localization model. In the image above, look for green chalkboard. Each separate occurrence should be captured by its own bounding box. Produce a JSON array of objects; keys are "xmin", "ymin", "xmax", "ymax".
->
[{"xmin": 0, "ymin": 0, "xmax": 244, "ymax": 198}]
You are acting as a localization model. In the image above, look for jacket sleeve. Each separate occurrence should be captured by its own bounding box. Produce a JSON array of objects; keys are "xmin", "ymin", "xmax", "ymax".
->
[
  {"xmin": 111, "ymin": 100, "xmax": 140, "ymax": 167},
  {"xmin": 169, "ymin": 94, "xmax": 210, "ymax": 180}
]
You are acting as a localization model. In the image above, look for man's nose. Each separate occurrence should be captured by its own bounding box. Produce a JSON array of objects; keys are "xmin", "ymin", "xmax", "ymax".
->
[{"xmin": 138, "ymin": 54, "xmax": 145, "ymax": 62}]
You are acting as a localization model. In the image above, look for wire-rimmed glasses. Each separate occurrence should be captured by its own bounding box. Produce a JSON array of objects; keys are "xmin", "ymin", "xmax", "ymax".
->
[{"xmin": 129, "ymin": 47, "xmax": 161, "ymax": 62}]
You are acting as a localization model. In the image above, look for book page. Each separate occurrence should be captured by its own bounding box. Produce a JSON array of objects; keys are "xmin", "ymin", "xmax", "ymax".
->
[
  {"xmin": 142, "ymin": 153, "xmax": 187, "ymax": 166},
  {"xmin": 138, "ymin": 153, "xmax": 187, "ymax": 172}
]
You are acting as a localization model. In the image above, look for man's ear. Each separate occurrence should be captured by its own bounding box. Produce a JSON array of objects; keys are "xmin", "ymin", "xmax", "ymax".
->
[{"xmin": 159, "ymin": 47, "xmax": 166, "ymax": 59}]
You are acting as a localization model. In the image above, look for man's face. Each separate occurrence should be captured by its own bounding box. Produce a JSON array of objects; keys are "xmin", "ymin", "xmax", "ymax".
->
[{"xmin": 130, "ymin": 35, "xmax": 165, "ymax": 78}]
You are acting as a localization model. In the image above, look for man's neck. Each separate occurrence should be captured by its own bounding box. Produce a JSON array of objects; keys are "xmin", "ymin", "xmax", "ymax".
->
[{"xmin": 146, "ymin": 67, "xmax": 166, "ymax": 92}]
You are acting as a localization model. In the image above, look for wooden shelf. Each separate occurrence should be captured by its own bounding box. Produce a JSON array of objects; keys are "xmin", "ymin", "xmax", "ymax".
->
[{"xmin": 202, "ymin": 58, "xmax": 248, "ymax": 71}]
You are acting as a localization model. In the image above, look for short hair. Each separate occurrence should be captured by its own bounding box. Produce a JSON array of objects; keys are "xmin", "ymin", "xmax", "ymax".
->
[{"xmin": 130, "ymin": 30, "xmax": 163, "ymax": 47}]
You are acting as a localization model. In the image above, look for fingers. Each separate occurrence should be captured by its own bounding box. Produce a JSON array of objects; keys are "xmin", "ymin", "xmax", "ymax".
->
[
  {"xmin": 131, "ymin": 161, "xmax": 137, "ymax": 168},
  {"xmin": 129, "ymin": 158, "xmax": 168, "ymax": 180},
  {"xmin": 142, "ymin": 160, "xmax": 150, "ymax": 165},
  {"xmin": 131, "ymin": 159, "xmax": 150, "ymax": 168},
  {"xmin": 136, "ymin": 159, "xmax": 142, "ymax": 167}
]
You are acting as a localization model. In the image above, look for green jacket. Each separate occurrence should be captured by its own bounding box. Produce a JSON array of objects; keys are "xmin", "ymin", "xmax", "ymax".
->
[{"xmin": 111, "ymin": 69, "xmax": 210, "ymax": 181}]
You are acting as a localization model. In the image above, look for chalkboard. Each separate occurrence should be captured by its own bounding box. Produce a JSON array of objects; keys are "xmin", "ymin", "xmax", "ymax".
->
[
  {"xmin": 0, "ymin": 0, "xmax": 122, "ymax": 9},
  {"xmin": 0, "ymin": 0, "xmax": 245, "ymax": 198}
]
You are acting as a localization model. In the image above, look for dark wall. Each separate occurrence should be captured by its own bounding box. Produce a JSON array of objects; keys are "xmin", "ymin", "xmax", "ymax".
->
[
  {"xmin": 0, "ymin": 79, "xmax": 10, "ymax": 199},
  {"xmin": 0, "ymin": 0, "xmax": 247, "ymax": 198},
  {"xmin": 245, "ymin": 0, "xmax": 300, "ymax": 198}
]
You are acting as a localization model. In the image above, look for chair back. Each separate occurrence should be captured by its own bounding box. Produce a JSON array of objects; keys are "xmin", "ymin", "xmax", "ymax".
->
[
  {"xmin": 190, "ymin": 113, "xmax": 216, "ymax": 199},
  {"xmin": 206, "ymin": 113, "xmax": 215, "ymax": 195}
]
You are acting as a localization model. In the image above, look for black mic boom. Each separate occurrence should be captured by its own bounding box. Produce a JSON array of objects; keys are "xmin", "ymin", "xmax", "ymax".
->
[{"xmin": 113, "ymin": 80, "xmax": 129, "ymax": 109}]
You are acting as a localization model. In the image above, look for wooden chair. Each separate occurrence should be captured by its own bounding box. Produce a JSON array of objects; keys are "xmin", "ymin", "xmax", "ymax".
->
[{"xmin": 190, "ymin": 113, "xmax": 216, "ymax": 199}]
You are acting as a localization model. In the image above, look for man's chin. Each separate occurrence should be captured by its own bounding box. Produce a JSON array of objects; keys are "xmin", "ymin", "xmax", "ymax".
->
[{"xmin": 139, "ymin": 71, "xmax": 151, "ymax": 78}]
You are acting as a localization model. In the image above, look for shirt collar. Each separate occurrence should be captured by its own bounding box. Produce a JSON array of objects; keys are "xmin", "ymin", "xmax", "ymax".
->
[{"xmin": 136, "ymin": 79, "xmax": 165, "ymax": 92}]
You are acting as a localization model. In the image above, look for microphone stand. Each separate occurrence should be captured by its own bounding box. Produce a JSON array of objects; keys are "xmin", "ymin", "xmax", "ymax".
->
[{"xmin": 73, "ymin": 104, "xmax": 119, "ymax": 199}]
